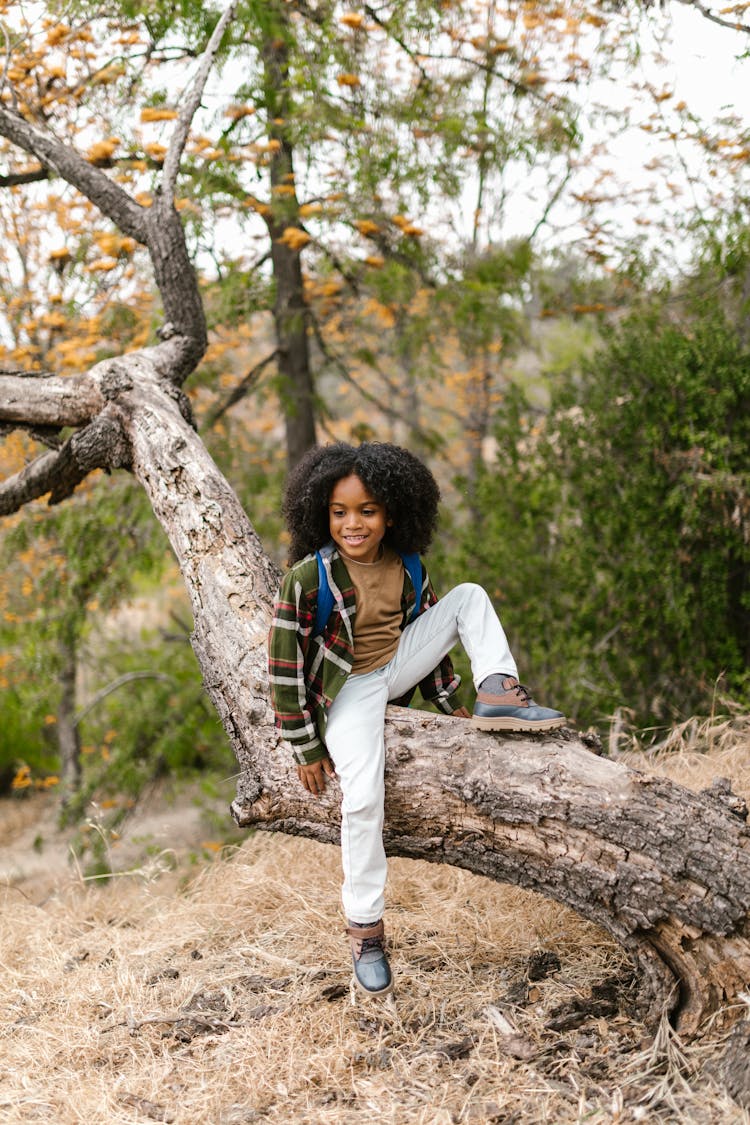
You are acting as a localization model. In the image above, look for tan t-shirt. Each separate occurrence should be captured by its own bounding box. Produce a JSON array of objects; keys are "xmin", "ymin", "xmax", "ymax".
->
[{"xmin": 346, "ymin": 546, "xmax": 405, "ymax": 674}]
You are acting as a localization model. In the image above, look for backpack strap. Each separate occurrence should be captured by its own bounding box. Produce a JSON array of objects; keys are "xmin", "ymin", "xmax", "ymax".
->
[
  {"xmin": 400, "ymin": 551, "xmax": 423, "ymax": 623},
  {"xmin": 313, "ymin": 549, "xmax": 335, "ymax": 638}
]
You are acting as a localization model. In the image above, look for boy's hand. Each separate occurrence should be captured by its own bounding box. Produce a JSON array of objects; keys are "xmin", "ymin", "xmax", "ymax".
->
[
  {"xmin": 452, "ymin": 706, "xmax": 471, "ymax": 718},
  {"xmin": 297, "ymin": 756, "xmax": 337, "ymax": 797}
]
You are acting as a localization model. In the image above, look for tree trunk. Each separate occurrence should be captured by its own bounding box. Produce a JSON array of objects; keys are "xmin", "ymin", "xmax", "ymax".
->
[
  {"xmin": 3, "ymin": 358, "xmax": 750, "ymax": 1036},
  {"xmin": 232, "ymin": 712, "xmax": 750, "ymax": 1039},
  {"xmin": 263, "ymin": 16, "xmax": 317, "ymax": 469},
  {"xmin": 270, "ymin": 230, "xmax": 317, "ymax": 467}
]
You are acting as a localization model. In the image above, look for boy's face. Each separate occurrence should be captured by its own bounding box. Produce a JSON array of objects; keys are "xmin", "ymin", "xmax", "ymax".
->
[{"xmin": 329, "ymin": 473, "xmax": 390, "ymax": 564}]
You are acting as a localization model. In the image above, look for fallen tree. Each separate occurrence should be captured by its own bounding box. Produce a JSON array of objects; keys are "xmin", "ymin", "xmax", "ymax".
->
[{"xmin": 1, "ymin": 2, "xmax": 750, "ymax": 1043}]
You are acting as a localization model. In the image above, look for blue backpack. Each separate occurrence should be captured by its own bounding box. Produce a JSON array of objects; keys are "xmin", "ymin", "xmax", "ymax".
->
[{"xmin": 313, "ymin": 548, "xmax": 423, "ymax": 638}]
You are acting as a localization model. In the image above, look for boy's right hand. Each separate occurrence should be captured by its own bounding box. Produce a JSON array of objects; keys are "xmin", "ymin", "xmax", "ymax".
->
[{"xmin": 297, "ymin": 756, "xmax": 337, "ymax": 798}]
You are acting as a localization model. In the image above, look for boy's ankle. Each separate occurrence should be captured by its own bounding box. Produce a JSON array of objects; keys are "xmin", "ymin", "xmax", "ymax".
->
[{"xmin": 479, "ymin": 672, "xmax": 520, "ymax": 695}]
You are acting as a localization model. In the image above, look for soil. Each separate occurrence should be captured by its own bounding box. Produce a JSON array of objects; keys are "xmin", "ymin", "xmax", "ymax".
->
[{"xmin": 0, "ymin": 783, "xmax": 245, "ymax": 895}]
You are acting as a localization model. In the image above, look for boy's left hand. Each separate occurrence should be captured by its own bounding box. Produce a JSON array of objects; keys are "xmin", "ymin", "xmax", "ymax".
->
[
  {"xmin": 297, "ymin": 756, "xmax": 337, "ymax": 798},
  {"xmin": 452, "ymin": 706, "xmax": 471, "ymax": 718}
]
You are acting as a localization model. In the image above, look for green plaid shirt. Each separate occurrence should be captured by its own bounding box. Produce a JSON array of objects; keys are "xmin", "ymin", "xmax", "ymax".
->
[{"xmin": 268, "ymin": 544, "xmax": 461, "ymax": 764}]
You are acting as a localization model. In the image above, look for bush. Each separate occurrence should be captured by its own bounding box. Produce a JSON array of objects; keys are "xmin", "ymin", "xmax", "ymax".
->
[{"xmin": 439, "ymin": 289, "xmax": 750, "ymax": 731}]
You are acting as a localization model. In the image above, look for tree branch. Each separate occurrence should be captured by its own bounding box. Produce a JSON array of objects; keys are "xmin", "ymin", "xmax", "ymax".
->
[
  {"xmin": 529, "ymin": 165, "xmax": 574, "ymax": 243},
  {"xmin": 0, "ymin": 107, "xmax": 148, "ymax": 243},
  {"xmin": 308, "ymin": 311, "xmax": 441, "ymax": 445},
  {"xmin": 74, "ymin": 671, "xmax": 175, "ymax": 727},
  {"xmin": 203, "ymin": 348, "xmax": 279, "ymax": 428},
  {"xmin": 161, "ymin": 0, "xmax": 239, "ymax": 205},
  {"xmin": 416, "ymin": 48, "xmax": 568, "ymax": 112},
  {"xmin": 0, "ymin": 165, "xmax": 49, "ymax": 188},
  {"xmin": 0, "ymin": 372, "xmax": 103, "ymax": 427},
  {"xmin": 0, "ymin": 39, "xmax": 227, "ymax": 382},
  {"xmin": 673, "ymin": 0, "xmax": 750, "ymax": 33},
  {"xmin": 0, "ymin": 410, "xmax": 130, "ymax": 516},
  {"xmin": 140, "ymin": 5, "xmax": 241, "ymax": 378},
  {"xmin": 312, "ymin": 237, "xmax": 361, "ymax": 296},
  {"xmin": 363, "ymin": 4, "xmax": 432, "ymax": 86}
]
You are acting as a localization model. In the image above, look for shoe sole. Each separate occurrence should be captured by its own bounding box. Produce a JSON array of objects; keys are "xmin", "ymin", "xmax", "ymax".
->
[
  {"xmin": 351, "ymin": 974, "xmax": 394, "ymax": 999},
  {"xmin": 471, "ymin": 715, "xmax": 566, "ymax": 732}
]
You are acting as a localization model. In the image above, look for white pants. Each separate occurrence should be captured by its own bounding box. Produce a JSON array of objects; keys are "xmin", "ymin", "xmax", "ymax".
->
[{"xmin": 324, "ymin": 583, "xmax": 517, "ymax": 923}]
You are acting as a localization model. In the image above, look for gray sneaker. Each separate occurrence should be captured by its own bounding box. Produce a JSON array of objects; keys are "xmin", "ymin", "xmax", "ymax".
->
[
  {"xmin": 346, "ymin": 919, "xmax": 393, "ymax": 997},
  {"xmin": 472, "ymin": 675, "xmax": 565, "ymax": 732}
]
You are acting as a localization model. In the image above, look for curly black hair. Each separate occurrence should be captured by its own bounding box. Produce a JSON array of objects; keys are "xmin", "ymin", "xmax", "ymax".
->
[{"xmin": 282, "ymin": 442, "xmax": 441, "ymax": 563}]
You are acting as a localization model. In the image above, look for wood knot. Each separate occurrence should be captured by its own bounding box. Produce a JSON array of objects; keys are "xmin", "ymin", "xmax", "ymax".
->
[
  {"xmin": 164, "ymin": 384, "xmax": 196, "ymax": 429},
  {"xmin": 99, "ymin": 360, "xmax": 134, "ymax": 398},
  {"xmin": 579, "ymin": 729, "xmax": 603, "ymax": 756},
  {"xmin": 229, "ymin": 769, "xmax": 264, "ymax": 825},
  {"xmin": 700, "ymin": 777, "xmax": 748, "ymax": 822}
]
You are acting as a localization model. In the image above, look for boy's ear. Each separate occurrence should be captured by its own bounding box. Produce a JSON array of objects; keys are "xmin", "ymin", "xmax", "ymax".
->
[{"xmin": 386, "ymin": 517, "xmax": 393, "ymax": 526}]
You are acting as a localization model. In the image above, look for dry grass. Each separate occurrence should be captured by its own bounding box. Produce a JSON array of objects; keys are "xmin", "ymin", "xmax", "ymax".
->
[{"xmin": 2, "ymin": 710, "xmax": 750, "ymax": 1125}]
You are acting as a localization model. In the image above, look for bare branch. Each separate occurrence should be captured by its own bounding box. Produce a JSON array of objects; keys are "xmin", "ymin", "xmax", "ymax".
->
[
  {"xmin": 363, "ymin": 4, "xmax": 432, "ymax": 87},
  {"xmin": 0, "ymin": 371, "xmax": 103, "ymax": 427},
  {"xmin": 350, "ymin": 226, "xmax": 439, "ymax": 287},
  {"xmin": 0, "ymin": 411, "xmax": 130, "ymax": 516},
  {"xmin": 311, "ymin": 236, "xmax": 361, "ymax": 296},
  {"xmin": 308, "ymin": 311, "xmax": 441, "ymax": 446},
  {"xmin": 0, "ymin": 165, "xmax": 49, "ymax": 188},
  {"xmin": 416, "ymin": 47, "xmax": 568, "ymax": 111},
  {"xmin": 74, "ymin": 672, "xmax": 174, "ymax": 727},
  {"xmin": 27, "ymin": 425, "xmax": 64, "ymax": 449},
  {"xmin": 673, "ymin": 0, "xmax": 750, "ymax": 33},
  {"xmin": 203, "ymin": 349, "xmax": 279, "ymax": 428},
  {"xmin": 529, "ymin": 165, "xmax": 575, "ymax": 243},
  {"xmin": 161, "ymin": 1, "xmax": 239, "ymax": 204},
  {"xmin": 0, "ymin": 108, "xmax": 148, "ymax": 243}
]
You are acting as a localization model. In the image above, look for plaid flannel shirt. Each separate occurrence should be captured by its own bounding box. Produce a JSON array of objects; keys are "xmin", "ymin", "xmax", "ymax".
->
[{"xmin": 268, "ymin": 543, "xmax": 461, "ymax": 765}]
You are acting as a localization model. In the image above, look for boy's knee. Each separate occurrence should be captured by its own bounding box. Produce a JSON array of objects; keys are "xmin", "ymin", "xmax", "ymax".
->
[
  {"xmin": 453, "ymin": 581, "xmax": 488, "ymax": 604},
  {"xmin": 342, "ymin": 787, "xmax": 385, "ymax": 820}
]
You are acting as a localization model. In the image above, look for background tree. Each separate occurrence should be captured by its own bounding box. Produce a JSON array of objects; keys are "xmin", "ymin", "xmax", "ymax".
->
[{"xmin": 443, "ymin": 245, "xmax": 750, "ymax": 730}]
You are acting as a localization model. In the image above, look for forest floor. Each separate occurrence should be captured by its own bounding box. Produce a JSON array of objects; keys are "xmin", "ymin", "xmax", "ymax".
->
[{"xmin": 2, "ymin": 716, "xmax": 750, "ymax": 1125}]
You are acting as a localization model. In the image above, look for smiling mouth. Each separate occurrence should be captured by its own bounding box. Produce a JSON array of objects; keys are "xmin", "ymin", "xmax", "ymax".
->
[{"xmin": 343, "ymin": 535, "xmax": 368, "ymax": 543}]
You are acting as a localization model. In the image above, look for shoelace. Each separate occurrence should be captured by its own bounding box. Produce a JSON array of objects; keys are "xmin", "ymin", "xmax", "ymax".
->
[
  {"xmin": 504, "ymin": 679, "xmax": 532, "ymax": 704},
  {"xmin": 360, "ymin": 935, "xmax": 385, "ymax": 955}
]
